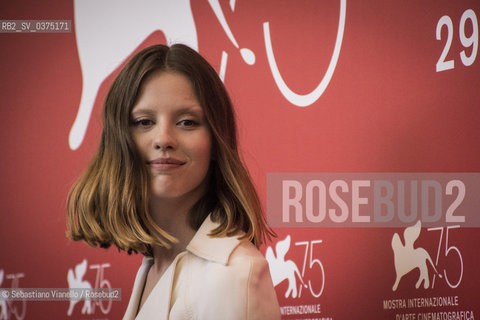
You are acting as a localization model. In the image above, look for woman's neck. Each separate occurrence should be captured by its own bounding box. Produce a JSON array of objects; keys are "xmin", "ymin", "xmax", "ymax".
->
[{"xmin": 148, "ymin": 196, "xmax": 197, "ymax": 275}]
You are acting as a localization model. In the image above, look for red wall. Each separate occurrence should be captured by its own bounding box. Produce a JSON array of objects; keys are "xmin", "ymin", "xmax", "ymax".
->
[{"xmin": 0, "ymin": 0, "xmax": 478, "ymax": 319}]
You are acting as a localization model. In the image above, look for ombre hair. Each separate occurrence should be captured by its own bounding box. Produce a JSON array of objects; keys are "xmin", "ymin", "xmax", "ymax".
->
[{"xmin": 67, "ymin": 44, "xmax": 274, "ymax": 256}]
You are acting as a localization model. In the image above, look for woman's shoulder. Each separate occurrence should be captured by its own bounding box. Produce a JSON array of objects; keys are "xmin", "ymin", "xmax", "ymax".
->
[
  {"xmin": 186, "ymin": 229, "xmax": 269, "ymax": 272},
  {"xmin": 186, "ymin": 215, "xmax": 265, "ymax": 268},
  {"xmin": 185, "ymin": 236, "xmax": 267, "ymax": 277},
  {"xmin": 229, "ymin": 239, "xmax": 270, "ymax": 269},
  {"xmin": 181, "ymin": 238, "xmax": 280, "ymax": 319}
]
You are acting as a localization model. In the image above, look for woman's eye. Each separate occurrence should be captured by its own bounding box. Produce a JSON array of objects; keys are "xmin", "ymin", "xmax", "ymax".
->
[
  {"xmin": 178, "ymin": 119, "xmax": 198, "ymax": 128},
  {"xmin": 133, "ymin": 119, "xmax": 153, "ymax": 127}
]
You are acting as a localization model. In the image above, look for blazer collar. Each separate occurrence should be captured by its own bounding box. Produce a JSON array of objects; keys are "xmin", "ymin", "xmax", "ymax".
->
[
  {"xmin": 186, "ymin": 214, "xmax": 243, "ymax": 265},
  {"xmin": 123, "ymin": 215, "xmax": 244, "ymax": 319}
]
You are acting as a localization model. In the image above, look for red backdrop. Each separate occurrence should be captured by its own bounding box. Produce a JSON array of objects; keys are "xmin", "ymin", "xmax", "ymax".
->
[{"xmin": 0, "ymin": 0, "xmax": 479, "ymax": 319}]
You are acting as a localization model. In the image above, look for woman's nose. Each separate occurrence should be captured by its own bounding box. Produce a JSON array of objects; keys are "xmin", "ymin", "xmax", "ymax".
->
[{"xmin": 153, "ymin": 123, "xmax": 177, "ymax": 150}]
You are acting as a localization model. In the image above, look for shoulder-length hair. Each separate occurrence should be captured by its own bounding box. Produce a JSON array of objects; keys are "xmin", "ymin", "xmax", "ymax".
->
[{"xmin": 67, "ymin": 44, "xmax": 274, "ymax": 256}]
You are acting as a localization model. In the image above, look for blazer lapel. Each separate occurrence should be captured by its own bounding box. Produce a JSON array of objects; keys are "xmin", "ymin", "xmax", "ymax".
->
[
  {"xmin": 123, "ymin": 257, "xmax": 153, "ymax": 320},
  {"xmin": 135, "ymin": 252, "xmax": 186, "ymax": 320},
  {"xmin": 124, "ymin": 214, "xmax": 244, "ymax": 320}
]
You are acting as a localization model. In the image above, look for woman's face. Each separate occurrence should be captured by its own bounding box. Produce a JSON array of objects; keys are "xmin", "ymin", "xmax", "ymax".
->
[{"xmin": 130, "ymin": 71, "xmax": 212, "ymax": 203}]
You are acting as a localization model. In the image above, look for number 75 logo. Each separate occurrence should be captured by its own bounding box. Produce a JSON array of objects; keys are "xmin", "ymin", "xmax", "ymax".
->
[
  {"xmin": 391, "ymin": 221, "xmax": 463, "ymax": 291},
  {"xmin": 266, "ymin": 235, "xmax": 325, "ymax": 299}
]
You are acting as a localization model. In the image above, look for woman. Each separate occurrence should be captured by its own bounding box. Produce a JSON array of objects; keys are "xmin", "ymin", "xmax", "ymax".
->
[{"xmin": 67, "ymin": 44, "xmax": 281, "ymax": 319}]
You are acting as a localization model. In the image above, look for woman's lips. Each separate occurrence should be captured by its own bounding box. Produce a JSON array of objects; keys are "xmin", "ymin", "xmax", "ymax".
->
[{"xmin": 147, "ymin": 158, "xmax": 185, "ymax": 171}]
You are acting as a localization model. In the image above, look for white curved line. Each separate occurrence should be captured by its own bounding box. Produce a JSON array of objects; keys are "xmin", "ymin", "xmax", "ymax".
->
[{"xmin": 263, "ymin": 0, "xmax": 346, "ymax": 107}]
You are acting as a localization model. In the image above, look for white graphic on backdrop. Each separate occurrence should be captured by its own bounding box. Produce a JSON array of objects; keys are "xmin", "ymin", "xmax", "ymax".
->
[
  {"xmin": 208, "ymin": 0, "xmax": 256, "ymax": 82},
  {"xmin": 69, "ymin": 0, "xmax": 197, "ymax": 150},
  {"xmin": 67, "ymin": 259, "xmax": 92, "ymax": 315},
  {"xmin": 0, "ymin": 270, "xmax": 26, "ymax": 320},
  {"xmin": 67, "ymin": 259, "xmax": 112, "ymax": 316},
  {"xmin": 391, "ymin": 221, "xmax": 442, "ymax": 291},
  {"xmin": 0, "ymin": 270, "xmax": 6, "ymax": 320},
  {"xmin": 70, "ymin": 0, "xmax": 255, "ymax": 150},
  {"xmin": 266, "ymin": 235, "xmax": 307, "ymax": 298},
  {"xmin": 263, "ymin": 0, "xmax": 346, "ymax": 107},
  {"xmin": 70, "ymin": 2, "xmax": 345, "ymax": 150},
  {"xmin": 208, "ymin": 0, "xmax": 255, "ymax": 66}
]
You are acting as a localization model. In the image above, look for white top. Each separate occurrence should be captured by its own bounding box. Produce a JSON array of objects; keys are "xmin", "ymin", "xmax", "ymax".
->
[{"xmin": 123, "ymin": 215, "xmax": 281, "ymax": 320}]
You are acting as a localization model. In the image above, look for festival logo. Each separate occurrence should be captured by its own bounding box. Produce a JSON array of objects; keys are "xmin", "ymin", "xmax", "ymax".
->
[
  {"xmin": 266, "ymin": 235, "xmax": 306, "ymax": 298},
  {"xmin": 392, "ymin": 221, "xmax": 442, "ymax": 291},
  {"xmin": 266, "ymin": 235, "xmax": 325, "ymax": 299},
  {"xmin": 66, "ymin": 259, "xmax": 112, "ymax": 317},
  {"xmin": 0, "ymin": 269, "xmax": 26, "ymax": 320},
  {"xmin": 266, "ymin": 235, "xmax": 328, "ymax": 318},
  {"xmin": 391, "ymin": 221, "xmax": 463, "ymax": 292},
  {"xmin": 384, "ymin": 222, "xmax": 475, "ymax": 320}
]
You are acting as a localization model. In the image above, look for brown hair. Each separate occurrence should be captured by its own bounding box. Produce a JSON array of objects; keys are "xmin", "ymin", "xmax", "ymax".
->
[{"xmin": 67, "ymin": 44, "xmax": 274, "ymax": 256}]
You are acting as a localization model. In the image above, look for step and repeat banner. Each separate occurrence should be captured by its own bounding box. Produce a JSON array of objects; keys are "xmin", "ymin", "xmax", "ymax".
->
[{"xmin": 1, "ymin": 0, "xmax": 479, "ymax": 319}]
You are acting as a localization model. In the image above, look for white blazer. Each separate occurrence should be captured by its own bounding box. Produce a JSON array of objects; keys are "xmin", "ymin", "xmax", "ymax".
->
[{"xmin": 123, "ymin": 215, "xmax": 281, "ymax": 320}]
